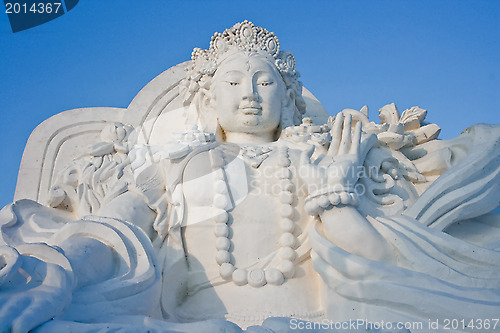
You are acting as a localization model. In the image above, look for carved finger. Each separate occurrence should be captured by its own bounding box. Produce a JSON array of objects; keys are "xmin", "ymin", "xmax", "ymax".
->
[
  {"xmin": 328, "ymin": 112, "xmax": 343, "ymax": 156},
  {"xmin": 359, "ymin": 133, "xmax": 378, "ymax": 161},
  {"xmin": 338, "ymin": 113, "xmax": 352, "ymax": 155},
  {"xmin": 351, "ymin": 121, "xmax": 362, "ymax": 156}
]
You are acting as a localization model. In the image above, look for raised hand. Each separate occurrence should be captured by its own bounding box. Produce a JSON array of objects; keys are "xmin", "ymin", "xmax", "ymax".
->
[
  {"xmin": 299, "ymin": 112, "xmax": 377, "ymax": 213},
  {"xmin": 324, "ymin": 112, "xmax": 376, "ymax": 190}
]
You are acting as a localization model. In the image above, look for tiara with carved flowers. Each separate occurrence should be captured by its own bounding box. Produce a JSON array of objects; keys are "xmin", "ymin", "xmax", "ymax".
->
[{"xmin": 190, "ymin": 20, "xmax": 297, "ymax": 78}]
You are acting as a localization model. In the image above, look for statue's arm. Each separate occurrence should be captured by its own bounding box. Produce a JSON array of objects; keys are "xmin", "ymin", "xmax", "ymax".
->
[
  {"xmin": 301, "ymin": 113, "xmax": 395, "ymax": 263},
  {"xmin": 318, "ymin": 206, "xmax": 394, "ymax": 262}
]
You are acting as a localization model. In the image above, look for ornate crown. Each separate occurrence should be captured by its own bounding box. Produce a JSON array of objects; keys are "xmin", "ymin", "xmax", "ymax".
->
[{"xmin": 190, "ymin": 20, "xmax": 297, "ymax": 78}]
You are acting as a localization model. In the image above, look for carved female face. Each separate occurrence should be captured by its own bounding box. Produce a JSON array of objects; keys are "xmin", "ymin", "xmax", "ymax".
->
[{"xmin": 212, "ymin": 53, "xmax": 287, "ymax": 142}]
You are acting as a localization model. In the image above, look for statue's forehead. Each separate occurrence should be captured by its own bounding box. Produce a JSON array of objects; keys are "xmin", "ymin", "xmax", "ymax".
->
[{"xmin": 216, "ymin": 53, "xmax": 280, "ymax": 76}]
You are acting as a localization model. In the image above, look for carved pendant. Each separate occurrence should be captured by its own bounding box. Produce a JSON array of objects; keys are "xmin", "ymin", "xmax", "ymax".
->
[{"xmin": 239, "ymin": 146, "xmax": 272, "ymax": 168}]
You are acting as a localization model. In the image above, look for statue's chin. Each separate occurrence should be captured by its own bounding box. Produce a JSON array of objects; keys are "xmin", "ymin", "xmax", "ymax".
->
[{"xmin": 242, "ymin": 117, "xmax": 259, "ymax": 127}]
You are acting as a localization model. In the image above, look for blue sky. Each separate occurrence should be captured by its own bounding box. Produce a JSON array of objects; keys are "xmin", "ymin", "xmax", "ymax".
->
[{"xmin": 0, "ymin": 0, "xmax": 499, "ymax": 208}]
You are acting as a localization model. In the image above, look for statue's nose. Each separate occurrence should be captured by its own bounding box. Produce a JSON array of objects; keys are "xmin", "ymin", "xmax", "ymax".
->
[
  {"xmin": 242, "ymin": 92, "xmax": 259, "ymax": 101},
  {"xmin": 242, "ymin": 81, "xmax": 259, "ymax": 101}
]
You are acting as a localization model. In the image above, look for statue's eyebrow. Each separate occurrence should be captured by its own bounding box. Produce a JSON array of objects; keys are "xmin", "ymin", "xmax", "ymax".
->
[
  {"xmin": 221, "ymin": 70, "xmax": 244, "ymax": 78},
  {"xmin": 252, "ymin": 70, "xmax": 275, "ymax": 80}
]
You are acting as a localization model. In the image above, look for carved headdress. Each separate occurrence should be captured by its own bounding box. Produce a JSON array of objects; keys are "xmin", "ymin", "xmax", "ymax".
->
[
  {"xmin": 191, "ymin": 20, "xmax": 297, "ymax": 78},
  {"xmin": 181, "ymin": 21, "xmax": 306, "ymax": 130}
]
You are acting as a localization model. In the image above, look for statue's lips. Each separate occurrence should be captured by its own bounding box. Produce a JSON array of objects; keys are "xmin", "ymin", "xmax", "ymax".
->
[{"xmin": 239, "ymin": 106, "xmax": 262, "ymax": 115}]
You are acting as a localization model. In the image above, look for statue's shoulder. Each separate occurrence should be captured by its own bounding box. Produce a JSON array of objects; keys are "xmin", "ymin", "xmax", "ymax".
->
[
  {"xmin": 182, "ymin": 148, "xmax": 214, "ymax": 179},
  {"xmin": 182, "ymin": 142, "xmax": 242, "ymax": 177}
]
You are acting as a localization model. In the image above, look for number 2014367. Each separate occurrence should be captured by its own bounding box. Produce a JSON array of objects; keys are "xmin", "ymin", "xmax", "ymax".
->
[{"xmin": 5, "ymin": 2, "xmax": 62, "ymax": 14}]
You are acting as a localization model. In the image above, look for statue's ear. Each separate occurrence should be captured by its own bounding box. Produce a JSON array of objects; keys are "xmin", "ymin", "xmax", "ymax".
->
[
  {"xmin": 279, "ymin": 88, "xmax": 298, "ymax": 134},
  {"xmin": 188, "ymin": 88, "xmax": 217, "ymax": 135},
  {"xmin": 282, "ymin": 88, "xmax": 295, "ymax": 110},
  {"xmin": 200, "ymin": 89, "xmax": 215, "ymax": 111}
]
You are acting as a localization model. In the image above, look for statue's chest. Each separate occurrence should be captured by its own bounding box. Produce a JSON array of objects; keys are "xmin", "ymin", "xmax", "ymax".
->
[
  {"xmin": 181, "ymin": 146, "xmax": 305, "ymax": 279},
  {"xmin": 182, "ymin": 147, "xmax": 291, "ymax": 210}
]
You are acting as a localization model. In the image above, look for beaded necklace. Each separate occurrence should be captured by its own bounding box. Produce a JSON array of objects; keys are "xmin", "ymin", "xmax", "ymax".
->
[{"xmin": 210, "ymin": 145, "xmax": 298, "ymax": 287}]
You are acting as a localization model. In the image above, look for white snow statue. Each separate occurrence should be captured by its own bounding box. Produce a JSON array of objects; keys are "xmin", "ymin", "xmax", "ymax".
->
[{"xmin": 1, "ymin": 21, "xmax": 499, "ymax": 333}]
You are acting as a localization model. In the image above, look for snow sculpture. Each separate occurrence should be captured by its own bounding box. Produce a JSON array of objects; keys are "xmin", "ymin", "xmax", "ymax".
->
[{"xmin": 1, "ymin": 21, "xmax": 499, "ymax": 332}]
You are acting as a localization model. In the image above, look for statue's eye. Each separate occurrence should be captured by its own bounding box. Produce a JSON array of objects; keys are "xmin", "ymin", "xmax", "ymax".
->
[{"xmin": 228, "ymin": 82, "xmax": 239, "ymax": 86}]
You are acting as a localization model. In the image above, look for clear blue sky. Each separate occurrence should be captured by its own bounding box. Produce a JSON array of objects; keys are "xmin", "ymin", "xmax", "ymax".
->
[{"xmin": 1, "ymin": 0, "xmax": 499, "ymax": 208}]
